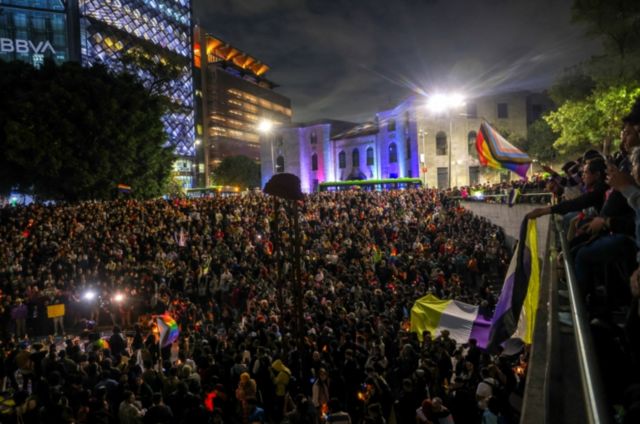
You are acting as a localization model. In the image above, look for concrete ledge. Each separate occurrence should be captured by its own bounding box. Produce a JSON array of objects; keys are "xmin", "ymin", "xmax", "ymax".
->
[{"xmin": 461, "ymin": 201, "xmax": 550, "ymax": 259}]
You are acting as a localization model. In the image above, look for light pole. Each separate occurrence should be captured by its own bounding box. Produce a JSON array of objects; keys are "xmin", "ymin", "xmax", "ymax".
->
[
  {"xmin": 426, "ymin": 93, "xmax": 465, "ymax": 189},
  {"xmin": 419, "ymin": 129, "xmax": 427, "ymax": 187}
]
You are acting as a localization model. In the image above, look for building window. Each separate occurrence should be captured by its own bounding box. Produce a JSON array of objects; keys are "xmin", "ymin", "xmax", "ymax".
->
[
  {"xmin": 466, "ymin": 103, "xmax": 477, "ymax": 118},
  {"xmin": 276, "ymin": 156, "xmax": 284, "ymax": 173},
  {"xmin": 405, "ymin": 137, "xmax": 411, "ymax": 160},
  {"xmin": 310, "ymin": 132, "xmax": 317, "ymax": 145},
  {"xmin": 352, "ymin": 149, "xmax": 360, "ymax": 167},
  {"xmin": 311, "ymin": 154, "xmax": 318, "ymax": 171},
  {"xmin": 468, "ymin": 131, "xmax": 477, "ymax": 158},
  {"xmin": 498, "ymin": 103, "xmax": 509, "ymax": 118},
  {"xmin": 389, "ymin": 143, "xmax": 398, "ymax": 163},
  {"xmin": 387, "ymin": 119, "xmax": 396, "ymax": 132},
  {"xmin": 276, "ymin": 135, "xmax": 284, "ymax": 147},
  {"xmin": 436, "ymin": 131, "xmax": 447, "ymax": 156},
  {"xmin": 437, "ymin": 167, "xmax": 449, "ymax": 189},
  {"xmin": 469, "ymin": 166, "xmax": 480, "ymax": 186},
  {"xmin": 366, "ymin": 147, "xmax": 374, "ymax": 166},
  {"xmin": 339, "ymin": 151, "xmax": 346, "ymax": 169}
]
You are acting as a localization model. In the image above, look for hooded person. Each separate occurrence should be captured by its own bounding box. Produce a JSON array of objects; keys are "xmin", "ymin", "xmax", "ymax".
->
[{"xmin": 271, "ymin": 359, "xmax": 291, "ymax": 422}]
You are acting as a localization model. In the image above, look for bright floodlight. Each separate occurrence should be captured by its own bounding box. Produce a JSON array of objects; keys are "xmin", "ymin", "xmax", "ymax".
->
[
  {"xmin": 257, "ymin": 119, "xmax": 274, "ymax": 134},
  {"xmin": 114, "ymin": 293, "xmax": 124, "ymax": 303},
  {"xmin": 426, "ymin": 93, "xmax": 466, "ymax": 112},
  {"xmin": 84, "ymin": 291, "xmax": 96, "ymax": 301}
]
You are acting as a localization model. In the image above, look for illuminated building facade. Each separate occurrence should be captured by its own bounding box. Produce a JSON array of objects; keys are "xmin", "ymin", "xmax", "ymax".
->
[
  {"xmin": 262, "ymin": 92, "xmax": 551, "ymax": 192},
  {"xmin": 78, "ymin": 0, "xmax": 195, "ymax": 187},
  {"xmin": 194, "ymin": 26, "xmax": 292, "ymax": 187},
  {"xmin": 0, "ymin": 0, "xmax": 71, "ymax": 66}
]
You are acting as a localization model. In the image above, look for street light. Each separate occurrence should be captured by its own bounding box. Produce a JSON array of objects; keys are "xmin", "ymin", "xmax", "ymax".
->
[
  {"xmin": 426, "ymin": 93, "xmax": 466, "ymax": 189},
  {"xmin": 257, "ymin": 119, "xmax": 276, "ymax": 175}
]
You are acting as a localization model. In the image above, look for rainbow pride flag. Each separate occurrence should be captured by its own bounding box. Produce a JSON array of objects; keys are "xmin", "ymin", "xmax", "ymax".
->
[
  {"xmin": 410, "ymin": 294, "xmax": 492, "ymax": 348},
  {"xmin": 157, "ymin": 314, "xmax": 179, "ymax": 347},
  {"xmin": 476, "ymin": 121, "xmax": 531, "ymax": 178},
  {"xmin": 117, "ymin": 183, "xmax": 132, "ymax": 193}
]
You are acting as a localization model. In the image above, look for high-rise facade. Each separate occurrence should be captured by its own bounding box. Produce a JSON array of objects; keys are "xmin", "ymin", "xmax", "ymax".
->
[{"xmin": 194, "ymin": 26, "xmax": 292, "ymax": 187}]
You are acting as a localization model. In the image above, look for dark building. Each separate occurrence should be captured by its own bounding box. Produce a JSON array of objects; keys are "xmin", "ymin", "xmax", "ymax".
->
[{"xmin": 194, "ymin": 26, "xmax": 292, "ymax": 187}]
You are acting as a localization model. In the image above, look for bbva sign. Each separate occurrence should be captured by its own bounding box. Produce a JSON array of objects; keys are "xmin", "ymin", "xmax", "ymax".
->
[{"xmin": 0, "ymin": 38, "xmax": 56, "ymax": 54}]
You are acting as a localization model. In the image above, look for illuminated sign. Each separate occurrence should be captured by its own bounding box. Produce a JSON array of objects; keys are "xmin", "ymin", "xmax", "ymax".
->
[{"xmin": 0, "ymin": 38, "xmax": 56, "ymax": 55}]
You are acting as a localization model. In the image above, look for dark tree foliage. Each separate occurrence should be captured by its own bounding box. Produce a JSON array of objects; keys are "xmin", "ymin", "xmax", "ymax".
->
[
  {"xmin": 212, "ymin": 155, "xmax": 261, "ymax": 189},
  {"xmin": 0, "ymin": 60, "xmax": 174, "ymax": 200}
]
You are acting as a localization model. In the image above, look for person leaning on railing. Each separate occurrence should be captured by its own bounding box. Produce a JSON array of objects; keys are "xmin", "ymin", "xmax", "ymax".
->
[{"xmin": 525, "ymin": 157, "xmax": 608, "ymax": 222}]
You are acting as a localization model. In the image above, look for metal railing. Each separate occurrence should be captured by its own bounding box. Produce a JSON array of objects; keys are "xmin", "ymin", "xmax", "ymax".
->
[{"xmin": 554, "ymin": 217, "xmax": 610, "ymax": 424}]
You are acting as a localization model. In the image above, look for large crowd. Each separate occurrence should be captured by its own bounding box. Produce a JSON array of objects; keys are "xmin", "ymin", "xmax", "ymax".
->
[
  {"xmin": 0, "ymin": 188, "xmax": 518, "ymax": 424},
  {"xmin": 2, "ymin": 99, "xmax": 640, "ymax": 424}
]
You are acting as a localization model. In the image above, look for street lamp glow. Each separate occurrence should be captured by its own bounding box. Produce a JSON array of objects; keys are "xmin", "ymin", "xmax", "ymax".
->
[
  {"xmin": 257, "ymin": 119, "xmax": 274, "ymax": 134},
  {"xmin": 426, "ymin": 93, "xmax": 466, "ymax": 112},
  {"xmin": 83, "ymin": 291, "xmax": 96, "ymax": 301},
  {"xmin": 113, "ymin": 293, "xmax": 124, "ymax": 303}
]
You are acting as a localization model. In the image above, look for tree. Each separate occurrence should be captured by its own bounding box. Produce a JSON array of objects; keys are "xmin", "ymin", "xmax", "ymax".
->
[
  {"xmin": 525, "ymin": 119, "xmax": 561, "ymax": 164},
  {"xmin": 572, "ymin": 0, "xmax": 640, "ymax": 81},
  {"xmin": 0, "ymin": 60, "xmax": 174, "ymax": 200},
  {"xmin": 544, "ymin": 83, "xmax": 640, "ymax": 155},
  {"xmin": 212, "ymin": 155, "xmax": 261, "ymax": 189}
]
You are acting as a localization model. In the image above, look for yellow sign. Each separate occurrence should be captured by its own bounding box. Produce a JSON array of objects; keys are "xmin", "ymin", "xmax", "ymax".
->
[{"xmin": 47, "ymin": 304, "xmax": 65, "ymax": 318}]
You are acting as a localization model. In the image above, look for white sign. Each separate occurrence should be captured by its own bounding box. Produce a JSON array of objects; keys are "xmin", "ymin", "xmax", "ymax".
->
[{"xmin": 0, "ymin": 38, "xmax": 56, "ymax": 55}]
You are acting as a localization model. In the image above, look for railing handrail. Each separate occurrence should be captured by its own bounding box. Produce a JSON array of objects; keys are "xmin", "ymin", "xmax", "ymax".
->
[{"xmin": 553, "ymin": 217, "xmax": 611, "ymax": 424}]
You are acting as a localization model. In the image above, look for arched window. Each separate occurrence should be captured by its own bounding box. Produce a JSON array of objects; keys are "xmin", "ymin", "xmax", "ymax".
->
[
  {"xmin": 468, "ymin": 131, "xmax": 477, "ymax": 158},
  {"xmin": 405, "ymin": 137, "xmax": 411, "ymax": 160},
  {"xmin": 276, "ymin": 156, "xmax": 284, "ymax": 173},
  {"xmin": 389, "ymin": 143, "xmax": 398, "ymax": 163},
  {"xmin": 436, "ymin": 131, "xmax": 447, "ymax": 156},
  {"xmin": 310, "ymin": 132, "xmax": 317, "ymax": 145},
  {"xmin": 311, "ymin": 153, "xmax": 318, "ymax": 171},
  {"xmin": 352, "ymin": 149, "xmax": 360, "ymax": 167},
  {"xmin": 338, "ymin": 151, "xmax": 346, "ymax": 169},
  {"xmin": 275, "ymin": 135, "xmax": 283, "ymax": 148},
  {"xmin": 366, "ymin": 147, "xmax": 374, "ymax": 166}
]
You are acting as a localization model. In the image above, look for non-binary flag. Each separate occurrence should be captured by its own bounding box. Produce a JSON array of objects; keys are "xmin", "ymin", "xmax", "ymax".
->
[
  {"xmin": 410, "ymin": 293, "xmax": 493, "ymax": 348},
  {"xmin": 476, "ymin": 121, "xmax": 532, "ymax": 178},
  {"xmin": 157, "ymin": 314, "xmax": 180, "ymax": 348},
  {"xmin": 487, "ymin": 219, "xmax": 540, "ymax": 350}
]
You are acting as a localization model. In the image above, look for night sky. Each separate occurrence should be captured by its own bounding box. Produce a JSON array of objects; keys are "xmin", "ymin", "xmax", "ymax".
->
[{"xmin": 194, "ymin": 0, "xmax": 601, "ymax": 123}]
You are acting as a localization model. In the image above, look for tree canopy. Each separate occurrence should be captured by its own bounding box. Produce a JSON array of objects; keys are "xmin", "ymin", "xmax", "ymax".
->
[
  {"xmin": 0, "ymin": 60, "xmax": 174, "ymax": 200},
  {"xmin": 212, "ymin": 155, "xmax": 261, "ymax": 189},
  {"xmin": 545, "ymin": 83, "xmax": 640, "ymax": 156}
]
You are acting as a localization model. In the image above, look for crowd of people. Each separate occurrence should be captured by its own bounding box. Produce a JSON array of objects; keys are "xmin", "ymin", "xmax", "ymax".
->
[
  {"xmin": 2, "ymin": 97, "xmax": 639, "ymax": 423},
  {"xmin": 0, "ymin": 186, "xmax": 521, "ymax": 423}
]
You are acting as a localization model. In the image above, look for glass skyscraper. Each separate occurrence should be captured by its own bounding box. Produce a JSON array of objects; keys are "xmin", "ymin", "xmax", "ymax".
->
[{"xmin": 78, "ymin": 0, "xmax": 195, "ymax": 159}]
